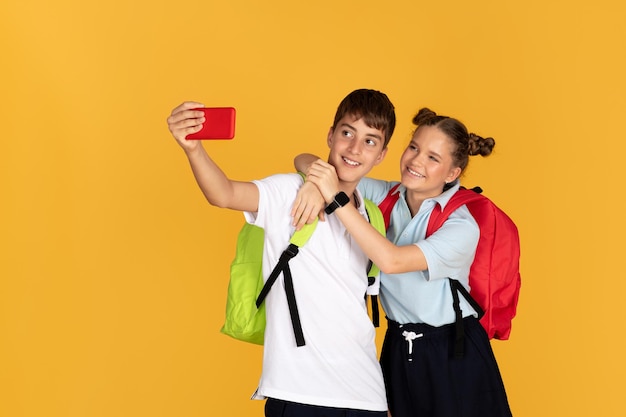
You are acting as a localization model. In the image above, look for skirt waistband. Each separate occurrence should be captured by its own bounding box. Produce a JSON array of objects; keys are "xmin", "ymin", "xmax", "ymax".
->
[{"xmin": 386, "ymin": 317, "xmax": 478, "ymax": 339}]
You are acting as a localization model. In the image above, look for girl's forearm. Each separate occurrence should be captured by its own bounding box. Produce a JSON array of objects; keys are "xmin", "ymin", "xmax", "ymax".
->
[
  {"xmin": 294, "ymin": 153, "xmax": 321, "ymax": 174},
  {"xmin": 334, "ymin": 204, "xmax": 428, "ymax": 274}
]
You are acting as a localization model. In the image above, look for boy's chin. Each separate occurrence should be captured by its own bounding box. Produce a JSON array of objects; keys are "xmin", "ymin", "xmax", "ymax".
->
[{"xmin": 337, "ymin": 173, "xmax": 362, "ymax": 186}]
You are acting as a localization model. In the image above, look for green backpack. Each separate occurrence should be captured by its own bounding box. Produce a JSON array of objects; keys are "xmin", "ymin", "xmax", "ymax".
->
[{"xmin": 220, "ymin": 198, "xmax": 385, "ymax": 346}]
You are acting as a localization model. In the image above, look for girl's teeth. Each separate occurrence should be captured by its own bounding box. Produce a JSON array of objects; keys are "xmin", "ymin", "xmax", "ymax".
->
[{"xmin": 408, "ymin": 167, "xmax": 424, "ymax": 177}]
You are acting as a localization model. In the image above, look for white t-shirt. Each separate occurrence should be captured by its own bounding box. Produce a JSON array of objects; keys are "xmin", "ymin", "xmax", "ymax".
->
[{"xmin": 245, "ymin": 173, "xmax": 387, "ymax": 412}]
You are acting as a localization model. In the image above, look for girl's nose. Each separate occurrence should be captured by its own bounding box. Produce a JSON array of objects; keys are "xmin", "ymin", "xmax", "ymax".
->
[{"xmin": 408, "ymin": 153, "xmax": 423, "ymax": 166}]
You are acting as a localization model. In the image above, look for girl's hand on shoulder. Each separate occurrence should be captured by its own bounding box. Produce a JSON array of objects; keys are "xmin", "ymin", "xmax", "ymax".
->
[
  {"xmin": 291, "ymin": 181, "xmax": 326, "ymax": 230},
  {"xmin": 306, "ymin": 160, "xmax": 340, "ymax": 202}
]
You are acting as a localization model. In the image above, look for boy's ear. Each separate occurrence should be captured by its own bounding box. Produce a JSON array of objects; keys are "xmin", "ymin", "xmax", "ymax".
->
[
  {"xmin": 374, "ymin": 147, "xmax": 388, "ymax": 166},
  {"xmin": 326, "ymin": 127, "xmax": 334, "ymax": 147}
]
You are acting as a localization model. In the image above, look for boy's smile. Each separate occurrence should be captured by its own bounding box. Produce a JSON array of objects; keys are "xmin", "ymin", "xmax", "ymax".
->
[
  {"xmin": 326, "ymin": 115, "xmax": 387, "ymax": 188},
  {"xmin": 342, "ymin": 156, "xmax": 361, "ymax": 166}
]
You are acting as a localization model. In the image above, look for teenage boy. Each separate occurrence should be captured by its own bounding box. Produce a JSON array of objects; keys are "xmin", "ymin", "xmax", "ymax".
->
[{"xmin": 166, "ymin": 89, "xmax": 395, "ymax": 417}]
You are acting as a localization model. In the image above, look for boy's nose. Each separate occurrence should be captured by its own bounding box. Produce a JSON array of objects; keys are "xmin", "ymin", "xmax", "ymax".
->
[{"xmin": 348, "ymin": 141, "xmax": 363, "ymax": 154}]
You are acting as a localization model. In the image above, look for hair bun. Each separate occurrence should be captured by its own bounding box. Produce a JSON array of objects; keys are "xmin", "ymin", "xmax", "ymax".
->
[
  {"xmin": 412, "ymin": 108, "xmax": 438, "ymax": 126},
  {"xmin": 468, "ymin": 133, "xmax": 495, "ymax": 156}
]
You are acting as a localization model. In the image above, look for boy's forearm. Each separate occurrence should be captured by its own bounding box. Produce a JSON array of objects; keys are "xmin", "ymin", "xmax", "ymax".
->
[
  {"xmin": 184, "ymin": 146, "xmax": 258, "ymax": 212},
  {"xmin": 185, "ymin": 146, "xmax": 231, "ymax": 207}
]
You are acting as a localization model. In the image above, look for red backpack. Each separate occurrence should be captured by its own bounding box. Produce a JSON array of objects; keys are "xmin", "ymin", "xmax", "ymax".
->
[{"xmin": 378, "ymin": 184, "xmax": 521, "ymax": 341}]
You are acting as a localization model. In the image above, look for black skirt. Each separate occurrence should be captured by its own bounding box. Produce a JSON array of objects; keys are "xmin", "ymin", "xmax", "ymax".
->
[{"xmin": 381, "ymin": 317, "xmax": 513, "ymax": 417}]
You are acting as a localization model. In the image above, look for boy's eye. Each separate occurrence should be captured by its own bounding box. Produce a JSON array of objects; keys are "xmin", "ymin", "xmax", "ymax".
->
[
  {"xmin": 342, "ymin": 130, "xmax": 354, "ymax": 138},
  {"xmin": 365, "ymin": 138, "xmax": 377, "ymax": 146}
]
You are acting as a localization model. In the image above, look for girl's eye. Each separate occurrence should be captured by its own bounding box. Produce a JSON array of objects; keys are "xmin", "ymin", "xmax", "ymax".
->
[{"xmin": 429, "ymin": 155, "xmax": 439, "ymax": 162}]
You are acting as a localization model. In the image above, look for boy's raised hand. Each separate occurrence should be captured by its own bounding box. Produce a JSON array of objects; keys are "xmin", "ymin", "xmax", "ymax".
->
[{"xmin": 167, "ymin": 101, "xmax": 206, "ymax": 151}]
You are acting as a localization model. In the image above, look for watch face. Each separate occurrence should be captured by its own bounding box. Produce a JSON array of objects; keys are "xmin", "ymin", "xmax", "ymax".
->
[
  {"xmin": 336, "ymin": 191, "xmax": 350, "ymax": 207},
  {"xmin": 325, "ymin": 191, "xmax": 351, "ymax": 215}
]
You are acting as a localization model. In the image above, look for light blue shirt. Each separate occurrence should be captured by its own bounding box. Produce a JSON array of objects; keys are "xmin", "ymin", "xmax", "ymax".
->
[{"xmin": 358, "ymin": 178, "xmax": 480, "ymax": 326}]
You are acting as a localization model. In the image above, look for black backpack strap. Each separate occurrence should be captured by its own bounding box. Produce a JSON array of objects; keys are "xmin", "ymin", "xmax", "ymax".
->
[
  {"xmin": 450, "ymin": 279, "xmax": 466, "ymax": 358},
  {"xmin": 449, "ymin": 279, "xmax": 486, "ymax": 358},
  {"xmin": 366, "ymin": 272, "xmax": 380, "ymax": 327},
  {"xmin": 282, "ymin": 262, "xmax": 305, "ymax": 347},
  {"xmin": 452, "ymin": 279, "xmax": 485, "ymax": 319},
  {"xmin": 255, "ymin": 243, "xmax": 306, "ymax": 347},
  {"xmin": 256, "ymin": 244, "xmax": 299, "ymax": 306},
  {"xmin": 370, "ymin": 294, "xmax": 380, "ymax": 327}
]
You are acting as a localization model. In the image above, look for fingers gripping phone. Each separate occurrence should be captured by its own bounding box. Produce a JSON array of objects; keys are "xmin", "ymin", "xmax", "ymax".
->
[{"xmin": 186, "ymin": 107, "xmax": 236, "ymax": 140}]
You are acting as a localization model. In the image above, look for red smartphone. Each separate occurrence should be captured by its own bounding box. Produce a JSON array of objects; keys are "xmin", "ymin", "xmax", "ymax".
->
[{"xmin": 186, "ymin": 107, "xmax": 236, "ymax": 140}]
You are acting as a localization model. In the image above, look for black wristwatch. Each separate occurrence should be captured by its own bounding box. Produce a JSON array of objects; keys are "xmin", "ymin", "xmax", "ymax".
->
[{"xmin": 324, "ymin": 191, "xmax": 351, "ymax": 215}]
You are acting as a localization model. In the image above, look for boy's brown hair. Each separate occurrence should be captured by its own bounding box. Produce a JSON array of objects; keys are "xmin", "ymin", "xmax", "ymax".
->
[{"xmin": 332, "ymin": 89, "xmax": 396, "ymax": 148}]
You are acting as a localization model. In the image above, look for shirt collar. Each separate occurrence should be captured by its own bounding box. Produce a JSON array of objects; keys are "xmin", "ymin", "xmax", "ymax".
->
[
  {"xmin": 432, "ymin": 179, "xmax": 461, "ymax": 209},
  {"xmin": 395, "ymin": 179, "xmax": 461, "ymax": 210},
  {"xmin": 354, "ymin": 188, "xmax": 367, "ymax": 214}
]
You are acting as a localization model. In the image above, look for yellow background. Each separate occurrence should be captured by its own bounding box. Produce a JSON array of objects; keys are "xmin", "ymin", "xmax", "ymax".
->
[{"xmin": 2, "ymin": 0, "xmax": 625, "ymax": 416}]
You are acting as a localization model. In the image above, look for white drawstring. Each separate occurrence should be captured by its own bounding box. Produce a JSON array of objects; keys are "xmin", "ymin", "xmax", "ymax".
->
[{"xmin": 402, "ymin": 330, "xmax": 424, "ymax": 361}]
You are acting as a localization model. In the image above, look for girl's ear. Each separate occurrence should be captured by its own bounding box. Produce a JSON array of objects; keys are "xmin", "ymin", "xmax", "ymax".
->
[{"xmin": 446, "ymin": 166, "xmax": 462, "ymax": 183}]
